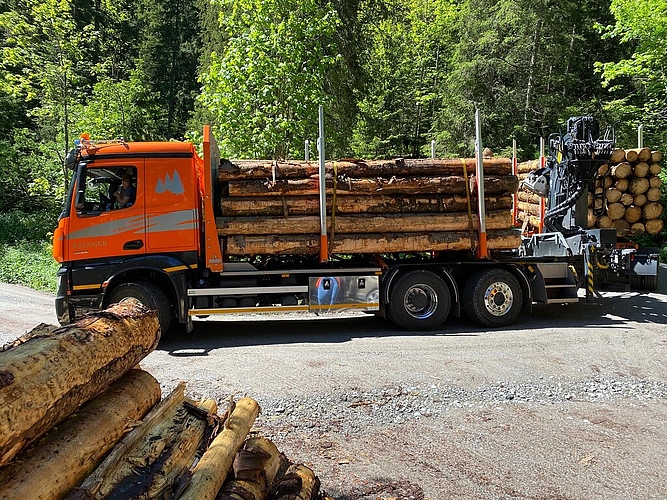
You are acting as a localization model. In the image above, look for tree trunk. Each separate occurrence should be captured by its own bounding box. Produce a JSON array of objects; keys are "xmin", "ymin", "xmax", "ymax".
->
[
  {"xmin": 643, "ymin": 202, "xmax": 664, "ymax": 220},
  {"xmin": 217, "ymin": 211, "xmax": 512, "ymax": 236},
  {"xmin": 646, "ymin": 187, "xmax": 661, "ymax": 202},
  {"xmin": 615, "ymin": 179, "xmax": 629, "ymax": 192},
  {"xmin": 650, "ymin": 151, "xmax": 662, "ymax": 162},
  {"xmin": 218, "ymin": 158, "xmax": 512, "ymax": 181},
  {"xmin": 73, "ymin": 384, "xmax": 218, "ymax": 500},
  {"xmin": 610, "ymin": 162, "xmax": 632, "ymax": 179},
  {"xmin": 612, "ymin": 219, "xmax": 630, "ymax": 236},
  {"xmin": 645, "ymin": 219, "xmax": 664, "ymax": 235},
  {"xmin": 216, "ymin": 437, "xmax": 281, "ymax": 500},
  {"xmin": 610, "ymin": 148, "xmax": 626, "ymax": 163},
  {"xmin": 0, "ymin": 370, "xmax": 160, "ymax": 500},
  {"xmin": 227, "ymin": 175, "xmax": 519, "ymax": 197},
  {"xmin": 598, "ymin": 215, "xmax": 613, "ymax": 228},
  {"xmin": 630, "ymin": 222, "xmax": 645, "ymax": 235},
  {"xmin": 633, "ymin": 193, "xmax": 647, "ymax": 207},
  {"xmin": 629, "ymin": 177, "xmax": 649, "ymax": 195},
  {"xmin": 620, "ymin": 192, "xmax": 634, "ymax": 206},
  {"xmin": 518, "ymin": 191, "xmax": 542, "ymax": 204},
  {"xmin": 649, "ymin": 175, "xmax": 662, "ymax": 188},
  {"xmin": 625, "ymin": 147, "xmax": 651, "ymax": 162},
  {"xmin": 607, "ymin": 203, "xmax": 625, "ymax": 221},
  {"xmin": 624, "ymin": 205, "xmax": 642, "ymax": 224},
  {"xmin": 272, "ymin": 464, "xmax": 320, "ymax": 500},
  {"xmin": 649, "ymin": 162, "xmax": 661, "ymax": 175},
  {"xmin": 517, "ymin": 201, "xmax": 541, "ymax": 217},
  {"xmin": 0, "ymin": 302, "xmax": 160, "ymax": 467},
  {"xmin": 179, "ymin": 397, "xmax": 260, "ymax": 500},
  {"xmin": 220, "ymin": 194, "xmax": 513, "ymax": 217},
  {"xmin": 225, "ymin": 229, "xmax": 521, "ymax": 256},
  {"xmin": 606, "ymin": 188, "xmax": 622, "ymax": 204},
  {"xmin": 516, "ymin": 159, "xmax": 542, "ymax": 174},
  {"xmin": 633, "ymin": 162, "xmax": 649, "ymax": 177}
]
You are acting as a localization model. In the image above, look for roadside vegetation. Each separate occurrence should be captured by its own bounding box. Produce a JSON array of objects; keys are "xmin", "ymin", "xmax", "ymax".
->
[{"xmin": 0, "ymin": 0, "xmax": 665, "ymax": 292}]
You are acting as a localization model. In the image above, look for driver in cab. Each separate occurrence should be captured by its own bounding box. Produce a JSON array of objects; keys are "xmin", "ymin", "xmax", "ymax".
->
[{"xmin": 113, "ymin": 173, "xmax": 135, "ymax": 208}]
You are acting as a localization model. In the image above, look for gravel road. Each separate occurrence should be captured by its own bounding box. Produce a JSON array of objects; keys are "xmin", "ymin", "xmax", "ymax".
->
[{"xmin": 1, "ymin": 269, "xmax": 667, "ymax": 499}]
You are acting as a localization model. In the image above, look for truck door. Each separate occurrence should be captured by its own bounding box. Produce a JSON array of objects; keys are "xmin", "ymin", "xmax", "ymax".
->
[
  {"xmin": 144, "ymin": 157, "xmax": 199, "ymax": 255},
  {"xmin": 67, "ymin": 160, "xmax": 145, "ymax": 261}
]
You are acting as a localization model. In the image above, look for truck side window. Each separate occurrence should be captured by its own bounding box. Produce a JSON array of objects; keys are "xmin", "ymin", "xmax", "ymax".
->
[{"xmin": 78, "ymin": 166, "xmax": 137, "ymax": 214}]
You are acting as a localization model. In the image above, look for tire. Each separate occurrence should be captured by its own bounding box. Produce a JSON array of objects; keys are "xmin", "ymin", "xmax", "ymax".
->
[
  {"xmin": 107, "ymin": 282, "xmax": 172, "ymax": 334},
  {"xmin": 388, "ymin": 270, "xmax": 451, "ymax": 331},
  {"xmin": 463, "ymin": 268, "xmax": 522, "ymax": 327}
]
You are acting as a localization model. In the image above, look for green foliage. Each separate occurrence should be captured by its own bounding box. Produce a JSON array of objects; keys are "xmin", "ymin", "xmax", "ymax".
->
[
  {"xmin": 0, "ymin": 241, "xmax": 58, "ymax": 291},
  {"xmin": 198, "ymin": 0, "xmax": 342, "ymax": 158}
]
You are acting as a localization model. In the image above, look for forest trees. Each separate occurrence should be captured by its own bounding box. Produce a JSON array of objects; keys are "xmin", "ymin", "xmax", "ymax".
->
[{"xmin": 197, "ymin": 0, "xmax": 345, "ymax": 159}]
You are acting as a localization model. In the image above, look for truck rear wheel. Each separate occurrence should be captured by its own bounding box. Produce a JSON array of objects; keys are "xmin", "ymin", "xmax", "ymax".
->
[
  {"xmin": 107, "ymin": 282, "xmax": 172, "ymax": 334},
  {"xmin": 389, "ymin": 270, "xmax": 451, "ymax": 331},
  {"xmin": 464, "ymin": 268, "xmax": 522, "ymax": 327}
]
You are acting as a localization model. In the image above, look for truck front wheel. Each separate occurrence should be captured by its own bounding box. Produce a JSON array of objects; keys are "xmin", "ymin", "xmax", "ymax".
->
[
  {"xmin": 388, "ymin": 270, "xmax": 451, "ymax": 331},
  {"xmin": 107, "ymin": 282, "xmax": 172, "ymax": 334},
  {"xmin": 463, "ymin": 268, "xmax": 522, "ymax": 327}
]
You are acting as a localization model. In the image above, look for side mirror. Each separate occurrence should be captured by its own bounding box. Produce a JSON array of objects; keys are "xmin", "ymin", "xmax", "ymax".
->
[{"xmin": 74, "ymin": 166, "xmax": 86, "ymax": 210}]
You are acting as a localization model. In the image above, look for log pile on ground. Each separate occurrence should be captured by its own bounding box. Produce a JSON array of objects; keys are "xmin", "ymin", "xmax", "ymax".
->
[
  {"xmin": 217, "ymin": 158, "xmax": 521, "ymax": 255},
  {"xmin": 515, "ymin": 149, "xmax": 665, "ymax": 237},
  {"xmin": 0, "ymin": 304, "xmax": 324, "ymax": 500}
]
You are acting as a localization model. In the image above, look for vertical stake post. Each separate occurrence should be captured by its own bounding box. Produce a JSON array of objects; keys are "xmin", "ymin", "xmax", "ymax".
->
[
  {"xmin": 475, "ymin": 109, "xmax": 488, "ymax": 259},
  {"xmin": 318, "ymin": 106, "xmax": 328, "ymax": 262}
]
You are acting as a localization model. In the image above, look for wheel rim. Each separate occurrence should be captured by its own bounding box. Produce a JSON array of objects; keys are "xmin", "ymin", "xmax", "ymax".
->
[
  {"xmin": 483, "ymin": 281, "xmax": 513, "ymax": 316},
  {"xmin": 403, "ymin": 284, "xmax": 438, "ymax": 319}
]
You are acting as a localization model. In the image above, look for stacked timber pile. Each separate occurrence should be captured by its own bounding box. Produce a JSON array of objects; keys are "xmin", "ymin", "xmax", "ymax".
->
[
  {"xmin": 588, "ymin": 147, "xmax": 664, "ymax": 237},
  {"xmin": 0, "ymin": 304, "xmax": 323, "ymax": 500},
  {"xmin": 515, "ymin": 159, "xmax": 543, "ymax": 232},
  {"xmin": 217, "ymin": 158, "xmax": 521, "ymax": 255},
  {"xmin": 515, "ymin": 148, "xmax": 665, "ymax": 237}
]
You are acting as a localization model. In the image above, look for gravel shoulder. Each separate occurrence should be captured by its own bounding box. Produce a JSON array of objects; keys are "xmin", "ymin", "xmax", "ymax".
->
[{"xmin": 1, "ymin": 267, "xmax": 666, "ymax": 499}]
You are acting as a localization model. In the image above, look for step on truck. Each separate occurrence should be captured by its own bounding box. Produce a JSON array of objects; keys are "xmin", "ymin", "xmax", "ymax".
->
[{"xmin": 52, "ymin": 114, "xmax": 659, "ymax": 333}]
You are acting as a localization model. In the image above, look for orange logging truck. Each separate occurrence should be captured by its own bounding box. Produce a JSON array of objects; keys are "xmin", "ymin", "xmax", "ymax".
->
[{"xmin": 52, "ymin": 115, "xmax": 659, "ymax": 333}]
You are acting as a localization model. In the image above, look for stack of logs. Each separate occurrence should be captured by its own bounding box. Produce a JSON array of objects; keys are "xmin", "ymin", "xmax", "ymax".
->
[
  {"xmin": 515, "ymin": 148, "xmax": 665, "ymax": 237},
  {"xmin": 0, "ymin": 303, "xmax": 321, "ymax": 500},
  {"xmin": 217, "ymin": 158, "xmax": 521, "ymax": 255}
]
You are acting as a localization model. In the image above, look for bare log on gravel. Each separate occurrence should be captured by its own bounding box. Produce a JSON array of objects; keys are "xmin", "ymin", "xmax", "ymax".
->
[
  {"xmin": 221, "ymin": 194, "xmax": 513, "ymax": 217},
  {"xmin": 0, "ymin": 302, "xmax": 160, "ymax": 467},
  {"xmin": 218, "ymin": 158, "xmax": 512, "ymax": 181},
  {"xmin": 225, "ymin": 229, "xmax": 522, "ymax": 256},
  {"xmin": 0, "ymin": 370, "xmax": 160, "ymax": 500},
  {"xmin": 180, "ymin": 397, "xmax": 260, "ymax": 500},
  {"xmin": 227, "ymin": 175, "xmax": 519, "ymax": 197},
  {"xmin": 73, "ymin": 384, "xmax": 219, "ymax": 500},
  {"xmin": 217, "ymin": 211, "xmax": 512, "ymax": 236}
]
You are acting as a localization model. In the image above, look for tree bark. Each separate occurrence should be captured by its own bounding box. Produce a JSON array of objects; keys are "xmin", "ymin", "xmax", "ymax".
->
[
  {"xmin": 0, "ymin": 302, "xmax": 160, "ymax": 467},
  {"xmin": 220, "ymin": 194, "xmax": 513, "ymax": 217},
  {"xmin": 227, "ymin": 175, "xmax": 519, "ymax": 197},
  {"xmin": 216, "ymin": 437, "xmax": 281, "ymax": 500},
  {"xmin": 218, "ymin": 158, "xmax": 512, "ymax": 181},
  {"xmin": 0, "ymin": 370, "xmax": 160, "ymax": 500},
  {"xmin": 73, "ymin": 384, "xmax": 218, "ymax": 500},
  {"xmin": 225, "ymin": 229, "xmax": 521, "ymax": 256},
  {"xmin": 217, "ymin": 211, "xmax": 512, "ymax": 236},
  {"xmin": 272, "ymin": 464, "xmax": 320, "ymax": 500},
  {"xmin": 179, "ymin": 397, "xmax": 260, "ymax": 500}
]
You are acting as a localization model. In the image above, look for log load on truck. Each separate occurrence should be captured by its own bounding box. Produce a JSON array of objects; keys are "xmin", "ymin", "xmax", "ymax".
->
[{"xmin": 52, "ymin": 115, "xmax": 660, "ymax": 333}]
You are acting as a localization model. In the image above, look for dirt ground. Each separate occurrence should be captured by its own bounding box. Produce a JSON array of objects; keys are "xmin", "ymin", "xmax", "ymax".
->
[{"xmin": 1, "ymin": 266, "xmax": 666, "ymax": 499}]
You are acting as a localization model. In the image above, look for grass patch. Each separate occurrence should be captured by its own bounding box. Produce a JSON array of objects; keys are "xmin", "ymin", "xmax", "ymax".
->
[{"xmin": 0, "ymin": 241, "xmax": 59, "ymax": 292}]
